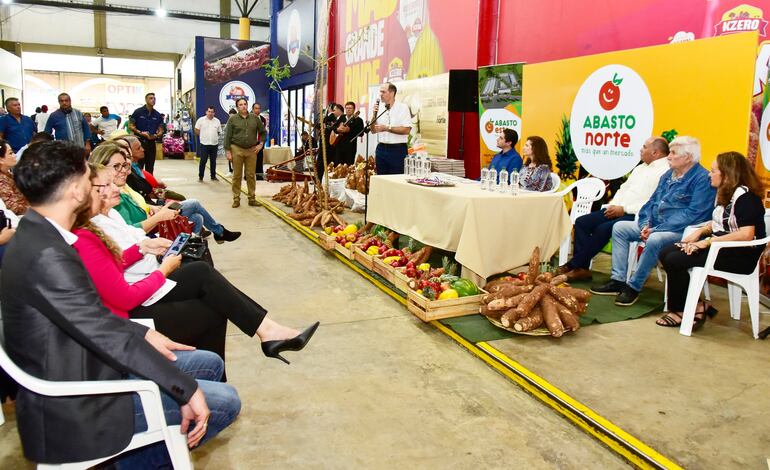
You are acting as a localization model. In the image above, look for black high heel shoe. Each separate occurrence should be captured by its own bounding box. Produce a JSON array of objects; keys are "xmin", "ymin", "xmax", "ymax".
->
[{"xmin": 261, "ymin": 322, "xmax": 320, "ymax": 364}]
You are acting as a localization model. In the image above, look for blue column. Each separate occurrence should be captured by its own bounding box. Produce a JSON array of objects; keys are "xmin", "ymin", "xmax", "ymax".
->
[{"xmin": 268, "ymin": 0, "xmax": 284, "ymax": 146}]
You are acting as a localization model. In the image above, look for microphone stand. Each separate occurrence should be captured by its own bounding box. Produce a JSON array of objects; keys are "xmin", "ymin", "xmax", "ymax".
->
[{"xmin": 354, "ymin": 106, "xmax": 390, "ymax": 223}]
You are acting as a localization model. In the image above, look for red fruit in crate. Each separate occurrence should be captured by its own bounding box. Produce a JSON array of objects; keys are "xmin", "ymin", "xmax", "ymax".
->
[
  {"xmin": 406, "ymin": 261, "xmax": 415, "ymax": 269},
  {"xmin": 378, "ymin": 245, "xmax": 387, "ymax": 255}
]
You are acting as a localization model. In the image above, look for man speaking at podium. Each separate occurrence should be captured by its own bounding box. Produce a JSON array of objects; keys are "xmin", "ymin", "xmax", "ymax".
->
[{"xmin": 371, "ymin": 83, "xmax": 412, "ymax": 175}]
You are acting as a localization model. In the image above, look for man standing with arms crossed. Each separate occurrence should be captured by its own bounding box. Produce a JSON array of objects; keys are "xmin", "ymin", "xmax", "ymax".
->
[
  {"xmin": 371, "ymin": 82, "xmax": 412, "ymax": 175},
  {"xmin": 129, "ymin": 93, "xmax": 164, "ymax": 174},
  {"xmin": 195, "ymin": 106, "xmax": 222, "ymax": 182},
  {"xmin": 334, "ymin": 101, "xmax": 364, "ymax": 165},
  {"xmin": 224, "ymin": 98, "xmax": 265, "ymax": 208}
]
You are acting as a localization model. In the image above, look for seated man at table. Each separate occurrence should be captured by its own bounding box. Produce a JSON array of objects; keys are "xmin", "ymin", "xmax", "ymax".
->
[
  {"xmin": 590, "ymin": 136, "xmax": 715, "ymax": 306},
  {"xmin": 559, "ymin": 136, "xmax": 670, "ymax": 281},
  {"xmin": 487, "ymin": 128, "xmax": 522, "ymax": 182}
]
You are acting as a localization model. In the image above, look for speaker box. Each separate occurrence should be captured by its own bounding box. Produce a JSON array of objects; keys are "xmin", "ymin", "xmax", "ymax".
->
[{"xmin": 448, "ymin": 69, "xmax": 479, "ymax": 112}]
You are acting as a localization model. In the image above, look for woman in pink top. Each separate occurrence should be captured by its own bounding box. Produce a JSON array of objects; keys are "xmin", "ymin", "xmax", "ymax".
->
[{"xmin": 73, "ymin": 163, "xmax": 319, "ymax": 368}]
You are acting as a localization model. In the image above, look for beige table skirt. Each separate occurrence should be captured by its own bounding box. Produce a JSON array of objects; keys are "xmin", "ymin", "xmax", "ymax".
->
[
  {"xmin": 264, "ymin": 146, "xmax": 293, "ymax": 164},
  {"xmin": 367, "ymin": 175, "xmax": 572, "ymax": 279}
]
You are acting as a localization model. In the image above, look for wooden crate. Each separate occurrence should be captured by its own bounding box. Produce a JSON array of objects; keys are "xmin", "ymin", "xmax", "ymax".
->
[
  {"xmin": 406, "ymin": 288, "xmax": 486, "ymax": 322},
  {"xmin": 317, "ymin": 232, "xmax": 336, "ymax": 251},
  {"xmin": 334, "ymin": 242, "xmax": 354, "ymax": 260},
  {"xmin": 372, "ymin": 256, "xmax": 396, "ymax": 283},
  {"xmin": 392, "ymin": 268, "xmax": 411, "ymax": 292},
  {"xmin": 353, "ymin": 245, "xmax": 375, "ymax": 270}
]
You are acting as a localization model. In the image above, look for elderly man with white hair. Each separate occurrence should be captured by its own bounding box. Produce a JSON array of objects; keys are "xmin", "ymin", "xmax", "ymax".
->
[{"xmin": 591, "ymin": 136, "xmax": 716, "ymax": 306}]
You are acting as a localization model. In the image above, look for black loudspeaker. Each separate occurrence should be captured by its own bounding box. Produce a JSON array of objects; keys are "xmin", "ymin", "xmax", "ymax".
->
[{"xmin": 448, "ymin": 69, "xmax": 479, "ymax": 112}]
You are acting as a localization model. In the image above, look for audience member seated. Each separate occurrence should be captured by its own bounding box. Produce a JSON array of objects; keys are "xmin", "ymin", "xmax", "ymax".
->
[
  {"xmin": 519, "ymin": 136, "xmax": 554, "ymax": 192},
  {"xmin": 91, "ymin": 143, "xmax": 240, "ymax": 242},
  {"xmin": 2, "ymin": 140, "xmax": 239, "ymax": 466},
  {"xmin": 15, "ymin": 131, "xmax": 54, "ymax": 160},
  {"xmin": 0, "ymin": 138, "xmax": 29, "ymax": 215},
  {"xmin": 0, "ymin": 198, "xmax": 18, "ymax": 265},
  {"xmin": 115, "ymin": 135, "xmax": 186, "ymax": 202},
  {"xmin": 73, "ymin": 161, "xmax": 320, "ymax": 368},
  {"xmin": 487, "ymin": 129, "xmax": 522, "ymax": 183},
  {"xmin": 657, "ymin": 151, "xmax": 766, "ymax": 329},
  {"xmin": 591, "ymin": 136, "xmax": 716, "ymax": 306},
  {"xmin": 559, "ymin": 136, "xmax": 670, "ymax": 281}
]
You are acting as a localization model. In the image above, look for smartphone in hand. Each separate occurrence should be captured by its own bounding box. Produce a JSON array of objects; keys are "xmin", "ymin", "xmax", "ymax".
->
[{"xmin": 168, "ymin": 202, "xmax": 182, "ymax": 211}]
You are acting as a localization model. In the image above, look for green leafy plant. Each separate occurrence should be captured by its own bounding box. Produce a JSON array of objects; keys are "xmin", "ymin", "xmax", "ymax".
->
[
  {"xmin": 661, "ymin": 128, "xmax": 678, "ymax": 143},
  {"xmin": 554, "ymin": 115, "xmax": 578, "ymax": 179},
  {"xmin": 261, "ymin": 57, "xmax": 291, "ymax": 92}
]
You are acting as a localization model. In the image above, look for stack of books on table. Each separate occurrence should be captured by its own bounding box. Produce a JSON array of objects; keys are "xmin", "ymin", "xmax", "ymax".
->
[{"xmin": 429, "ymin": 158, "xmax": 465, "ymax": 178}]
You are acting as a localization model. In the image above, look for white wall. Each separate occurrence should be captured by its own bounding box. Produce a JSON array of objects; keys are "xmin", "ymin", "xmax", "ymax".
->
[{"xmin": 1, "ymin": 1, "xmax": 272, "ymax": 54}]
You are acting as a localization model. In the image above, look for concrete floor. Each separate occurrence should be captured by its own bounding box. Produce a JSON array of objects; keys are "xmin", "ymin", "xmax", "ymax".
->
[
  {"xmin": 490, "ymin": 257, "xmax": 770, "ymax": 469},
  {"xmin": 0, "ymin": 160, "xmax": 627, "ymax": 469}
]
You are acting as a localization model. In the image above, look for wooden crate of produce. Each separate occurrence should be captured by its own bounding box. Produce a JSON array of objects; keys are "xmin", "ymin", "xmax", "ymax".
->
[
  {"xmin": 372, "ymin": 256, "xmax": 396, "ymax": 283},
  {"xmin": 353, "ymin": 245, "xmax": 375, "ymax": 270},
  {"xmin": 318, "ymin": 232, "xmax": 336, "ymax": 251},
  {"xmin": 406, "ymin": 289, "xmax": 486, "ymax": 322},
  {"xmin": 392, "ymin": 268, "xmax": 410, "ymax": 292},
  {"xmin": 334, "ymin": 242, "xmax": 354, "ymax": 260}
]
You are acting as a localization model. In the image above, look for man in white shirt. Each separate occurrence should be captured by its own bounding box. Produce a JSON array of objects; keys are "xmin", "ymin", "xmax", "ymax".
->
[
  {"xmin": 371, "ymin": 82, "xmax": 412, "ymax": 175},
  {"xmin": 559, "ymin": 136, "xmax": 670, "ymax": 280},
  {"xmin": 35, "ymin": 105, "xmax": 49, "ymax": 132},
  {"xmin": 194, "ymin": 106, "xmax": 222, "ymax": 181},
  {"xmin": 91, "ymin": 106, "xmax": 122, "ymax": 139}
]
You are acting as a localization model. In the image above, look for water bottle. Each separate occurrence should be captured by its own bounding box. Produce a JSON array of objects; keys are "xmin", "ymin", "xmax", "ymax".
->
[
  {"xmin": 404, "ymin": 155, "xmax": 413, "ymax": 175},
  {"xmin": 480, "ymin": 168, "xmax": 489, "ymax": 190},
  {"xmin": 498, "ymin": 169, "xmax": 509, "ymax": 193},
  {"xmin": 510, "ymin": 170, "xmax": 520, "ymax": 196},
  {"xmin": 423, "ymin": 157, "xmax": 432, "ymax": 177},
  {"xmin": 488, "ymin": 168, "xmax": 498, "ymax": 191}
]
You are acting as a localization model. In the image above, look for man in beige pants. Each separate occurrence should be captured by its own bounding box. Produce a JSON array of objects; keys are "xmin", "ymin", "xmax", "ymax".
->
[{"xmin": 223, "ymin": 97, "xmax": 266, "ymax": 207}]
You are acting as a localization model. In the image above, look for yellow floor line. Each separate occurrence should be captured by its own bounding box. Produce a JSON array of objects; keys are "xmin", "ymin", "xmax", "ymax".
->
[{"xmin": 214, "ymin": 166, "xmax": 678, "ymax": 469}]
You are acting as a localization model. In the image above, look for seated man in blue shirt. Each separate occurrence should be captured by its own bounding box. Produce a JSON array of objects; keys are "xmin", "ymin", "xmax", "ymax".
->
[
  {"xmin": 488, "ymin": 128, "xmax": 523, "ymax": 182},
  {"xmin": 591, "ymin": 136, "xmax": 716, "ymax": 306}
]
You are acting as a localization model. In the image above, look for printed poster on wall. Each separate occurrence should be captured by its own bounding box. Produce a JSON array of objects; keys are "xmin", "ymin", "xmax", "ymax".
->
[
  {"xmin": 194, "ymin": 37, "xmax": 271, "ymax": 123},
  {"xmin": 276, "ymin": 0, "xmax": 316, "ymax": 76},
  {"xmin": 522, "ymin": 33, "xmax": 756, "ymax": 178},
  {"xmin": 477, "ymin": 63, "xmax": 523, "ymax": 169},
  {"xmin": 334, "ymin": 0, "xmax": 478, "ymax": 122}
]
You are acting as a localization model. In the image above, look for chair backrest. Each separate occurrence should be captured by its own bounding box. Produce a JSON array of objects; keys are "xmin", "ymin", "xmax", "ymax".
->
[
  {"xmin": 764, "ymin": 209, "xmax": 770, "ymax": 237},
  {"xmin": 558, "ymin": 177, "xmax": 606, "ymax": 222},
  {"xmin": 544, "ymin": 173, "xmax": 561, "ymax": 193}
]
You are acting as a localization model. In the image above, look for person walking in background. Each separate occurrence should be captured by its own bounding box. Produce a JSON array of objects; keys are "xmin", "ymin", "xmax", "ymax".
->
[
  {"xmin": 195, "ymin": 106, "xmax": 222, "ymax": 182},
  {"xmin": 224, "ymin": 98, "xmax": 265, "ymax": 208},
  {"xmin": 44, "ymin": 93, "xmax": 91, "ymax": 152},
  {"xmin": 251, "ymin": 103, "xmax": 268, "ymax": 180},
  {"xmin": 129, "ymin": 92, "xmax": 164, "ymax": 174},
  {"xmin": 35, "ymin": 104, "xmax": 49, "ymax": 132},
  {"xmin": 0, "ymin": 97, "xmax": 36, "ymax": 153}
]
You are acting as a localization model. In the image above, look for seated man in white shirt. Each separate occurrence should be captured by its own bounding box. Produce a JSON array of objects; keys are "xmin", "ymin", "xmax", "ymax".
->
[{"xmin": 559, "ymin": 136, "xmax": 670, "ymax": 281}]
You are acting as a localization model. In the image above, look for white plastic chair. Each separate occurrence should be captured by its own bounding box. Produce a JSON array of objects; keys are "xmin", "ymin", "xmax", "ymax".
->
[
  {"xmin": 556, "ymin": 177, "xmax": 606, "ymax": 266},
  {"xmin": 544, "ymin": 173, "xmax": 561, "ymax": 194},
  {"xmin": 679, "ymin": 212, "xmax": 770, "ymax": 338},
  {"xmin": 0, "ymin": 321, "xmax": 191, "ymax": 469}
]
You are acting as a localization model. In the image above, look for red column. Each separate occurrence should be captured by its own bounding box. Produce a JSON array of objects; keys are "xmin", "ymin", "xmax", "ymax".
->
[
  {"xmin": 325, "ymin": 0, "xmax": 337, "ymax": 104},
  {"xmin": 477, "ymin": 0, "xmax": 499, "ymax": 68}
]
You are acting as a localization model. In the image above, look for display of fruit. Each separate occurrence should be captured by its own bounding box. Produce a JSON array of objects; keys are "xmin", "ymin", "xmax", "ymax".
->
[
  {"xmin": 330, "ymin": 223, "xmax": 362, "ymax": 246},
  {"xmin": 451, "ymin": 278, "xmax": 480, "ymax": 297}
]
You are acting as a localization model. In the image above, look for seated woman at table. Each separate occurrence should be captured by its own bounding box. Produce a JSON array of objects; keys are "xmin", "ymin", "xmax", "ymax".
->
[
  {"xmin": 657, "ymin": 151, "xmax": 766, "ymax": 330},
  {"xmin": 73, "ymin": 162, "xmax": 320, "ymax": 368},
  {"xmin": 519, "ymin": 136, "xmax": 554, "ymax": 192}
]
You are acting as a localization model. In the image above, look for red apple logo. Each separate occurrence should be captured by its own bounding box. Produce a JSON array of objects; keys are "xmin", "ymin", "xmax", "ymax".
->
[{"xmin": 598, "ymin": 73, "xmax": 623, "ymax": 111}]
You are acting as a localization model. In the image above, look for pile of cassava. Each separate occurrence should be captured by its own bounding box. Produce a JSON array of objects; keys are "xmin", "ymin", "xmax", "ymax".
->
[
  {"xmin": 271, "ymin": 179, "xmax": 347, "ymax": 228},
  {"xmin": 480, "ymin": 247, "xmax": 591, "ymax": 337}
]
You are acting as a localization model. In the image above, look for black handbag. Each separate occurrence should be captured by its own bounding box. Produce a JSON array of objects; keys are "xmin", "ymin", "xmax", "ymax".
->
[{"xmin": 181, "ymin": 236, "xmax": 214, "ymax": 267}]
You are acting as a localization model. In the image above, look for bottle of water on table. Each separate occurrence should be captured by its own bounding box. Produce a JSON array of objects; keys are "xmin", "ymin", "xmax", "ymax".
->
[
  {"xmin": 498, "ymin": 169, "xmax": 509, "ymax": 193},
  {"xmin": 488, "ymin": 168, "xmax": 498, "ymax": 192},
  {"xmin": 510, "ymin": 170, "xmax": 520, "ymax": 196},
  {"xmin": 480, "ymin": 168, "xmax": 489, "ymax": 190}
]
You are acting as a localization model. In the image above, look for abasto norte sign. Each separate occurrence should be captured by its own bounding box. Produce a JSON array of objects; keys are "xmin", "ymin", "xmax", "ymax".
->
[{"xmin": 570, "ymin": 64, "xmax": 653, "ymax": 179}]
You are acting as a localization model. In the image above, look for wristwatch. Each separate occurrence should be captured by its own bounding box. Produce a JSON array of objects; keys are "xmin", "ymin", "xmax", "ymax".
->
[{"xmin": 387, "ymin": 126, "xmax": 392, "ymax": 132}]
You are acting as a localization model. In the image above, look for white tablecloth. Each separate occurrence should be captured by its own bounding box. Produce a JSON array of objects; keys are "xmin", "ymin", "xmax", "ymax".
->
[{"xmin": 366, "ymin": 175, "xmax": 571, "ymax": 279}]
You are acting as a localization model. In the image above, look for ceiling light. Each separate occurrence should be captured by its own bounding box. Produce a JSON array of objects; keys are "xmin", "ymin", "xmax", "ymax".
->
[
  {"xmin": 1, "ymin": 0, "xmax": 13, "ymax": 5},
  {"xmin": 155, "ymin": 7, "xmax": 166, "ymax": 17}
]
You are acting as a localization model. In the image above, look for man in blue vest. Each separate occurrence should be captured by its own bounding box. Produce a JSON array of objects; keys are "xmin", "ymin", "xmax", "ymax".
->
[{"xmin": 129, "ymin": 92, "xmax": 164, "ymax": 174}]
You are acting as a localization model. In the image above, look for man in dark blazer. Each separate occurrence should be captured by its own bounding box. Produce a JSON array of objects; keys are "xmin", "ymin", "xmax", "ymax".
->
[
  {"xmin": 1, "ymin": 141, "xmax": 237, "ymax": 465},
  {"xmin": 334, "ymin": 101, "xmax": 364, "ymax": 165}
]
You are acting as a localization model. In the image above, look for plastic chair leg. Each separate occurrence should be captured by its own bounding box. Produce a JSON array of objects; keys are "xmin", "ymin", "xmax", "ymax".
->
[
  {"xmin": 0, "ymin": 403, "xmax": 4, "ymax": 426},
  {"xmin": 559, "ymin": 235, "xmax": 570, "ymax": 267},
  {"xmin": 728, "ymin": 283, "xmax": 743, "ymax": 320},
  {"xmin": 679, "ymin": 268, "xmax": 707, "ymax": 336},
  {"xmin": 746, "ymin": 281, "xmax": 760, "ymax": 339},
  {"xmin": 703, "ymin": 281, "xmax": 711, "ymax": 301}
]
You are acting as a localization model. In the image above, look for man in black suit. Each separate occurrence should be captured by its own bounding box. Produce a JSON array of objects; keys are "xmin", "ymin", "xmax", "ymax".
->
[
  {"xmin": 334, "ymin": 101, "xmax": 364, "ymax": 165},
  {"xmin": 251, "ymin": 102, "xmax": 268, "ymax": 180},
  {"xmin": 1, "ymin": 141, "xmax": 239, "ymax": 465}
]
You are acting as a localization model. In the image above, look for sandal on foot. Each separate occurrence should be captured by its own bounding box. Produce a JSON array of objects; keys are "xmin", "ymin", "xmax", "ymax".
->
[{"xmin": 656, "ymin": 312, "xmax": 683, "ymax": 327}]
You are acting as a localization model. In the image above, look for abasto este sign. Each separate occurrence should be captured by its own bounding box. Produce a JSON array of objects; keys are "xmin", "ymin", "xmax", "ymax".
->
[{"xmin": 570, "ymin": 64, "xmax": 653, "ymax": 179}]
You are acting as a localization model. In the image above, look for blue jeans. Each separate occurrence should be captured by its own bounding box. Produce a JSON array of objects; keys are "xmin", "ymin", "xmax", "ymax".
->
[
  {"xmin": 198, "ymin": 144, "xmax": 218, "ymax": 179},
  {"xmin": 611, "ymin": 220, "xmax": 682, "ymax": 292},
  {"xmin": 180, "ymin": 199, "xmax": 223, "ymax": 236},
  {"xmin": 375, "ymin": 143, "xmax": 407, "ymax": 175},
  {"xmin": 117, "ymin": 350, "xmax": 241, "ymax": 469},
  {"xmin": 569, "ymin": 210, "xmax": 634, "ymax": 269}
]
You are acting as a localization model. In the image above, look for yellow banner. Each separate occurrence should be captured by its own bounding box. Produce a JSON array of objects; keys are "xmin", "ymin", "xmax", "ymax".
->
[{"xmin": 522, "ymin": 32, "xmax": 757, "ymax": 175}]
